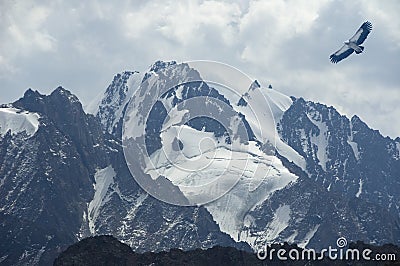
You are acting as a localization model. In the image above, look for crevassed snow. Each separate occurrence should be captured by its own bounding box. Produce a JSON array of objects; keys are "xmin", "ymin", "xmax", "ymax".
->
[
  {"xmin": 0, "ymin": 107, "xmax": 40, "ymax": 137},
  {"xmin": 356, "ymin": 179, "xmax": 363, "ymax": 198},
  {"xmin": 307, "ymin": 114, "xmax": 329, "ymax": 171},
  {"xmin": 88, "ymin": 165, "xmax": 116, "ymax": 234},
  {"xmin": 298, "ymin": 224, "xmax": 320, "ymax": 249}
]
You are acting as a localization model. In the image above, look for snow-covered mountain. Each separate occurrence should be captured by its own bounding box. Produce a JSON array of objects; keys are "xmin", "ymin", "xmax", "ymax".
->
[
  {"xmin": 85, "ymin": 61, "xmax": 399, "ymax": 249},
  {"xmin": 0, "ymin": 61, "xmax": 399, "ymax": 265}
]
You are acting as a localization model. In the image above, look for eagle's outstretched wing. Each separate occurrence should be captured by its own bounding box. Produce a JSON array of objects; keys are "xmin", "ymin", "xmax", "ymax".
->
[
  {"xmin": 330, "ymin": 45, "xmax": 354, "ymax": 63},
  {"xmin": 349, "ymin": 21, "xmax": 372, "ymax": 45}
]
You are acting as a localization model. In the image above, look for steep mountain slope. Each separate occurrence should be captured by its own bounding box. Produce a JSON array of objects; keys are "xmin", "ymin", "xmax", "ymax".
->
[{"xmin": 0, "ymin": 88, "xmax": 109, "ymax": 265}]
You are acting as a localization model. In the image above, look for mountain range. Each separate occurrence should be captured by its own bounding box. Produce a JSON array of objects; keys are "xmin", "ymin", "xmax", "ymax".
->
[{"xmin": 0, "ymin": 61, "xmax": 399, "ymax": 265}]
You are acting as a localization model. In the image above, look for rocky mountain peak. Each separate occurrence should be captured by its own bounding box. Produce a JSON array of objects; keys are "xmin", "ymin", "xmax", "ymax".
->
[
  {"xmin": 95, "ymin": 70, "xmax": 142, "ymax": 135},
  {"xmin": 14, "ymin": 87, "xmax": 83, "ymax": 118},
  {"xmin": 14, "ymin": 87, "xmax": 106, "ymax": 166},
  {"xmin": 149, "ymin": 60, "xmax": 177, "ymax": 72}
]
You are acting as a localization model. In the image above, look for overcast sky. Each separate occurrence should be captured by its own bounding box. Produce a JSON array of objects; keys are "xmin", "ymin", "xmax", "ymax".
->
[{"xmin": 0, "ymin": 0, "xmax": 399, "ymax": 138}]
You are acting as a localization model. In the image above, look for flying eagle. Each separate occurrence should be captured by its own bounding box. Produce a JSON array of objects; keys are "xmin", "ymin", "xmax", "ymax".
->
[{"xmin": 330, "ymin": 21, "xmax": 372, "ymax": 63}]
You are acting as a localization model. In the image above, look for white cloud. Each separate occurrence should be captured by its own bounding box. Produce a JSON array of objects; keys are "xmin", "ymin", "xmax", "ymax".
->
[
  {"xmin": 238, "ymin": 0, "xmax": 328, "ymax": 62},
  {"xmin": 360, "ymin": 0, "xmax": 400, "ymax": 48},
  {"xmin": 1, "ymin": 2, "xmax": 56, "ymax": 56},
  {"xmin": 0, "ymin": 0, "xmax": 398, "ymax": 138}
]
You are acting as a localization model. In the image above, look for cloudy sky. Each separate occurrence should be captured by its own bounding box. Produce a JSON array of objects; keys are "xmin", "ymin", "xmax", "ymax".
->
[{"xmin": 0, "ymin": 0, "xmax": 399, "ymax": 138}]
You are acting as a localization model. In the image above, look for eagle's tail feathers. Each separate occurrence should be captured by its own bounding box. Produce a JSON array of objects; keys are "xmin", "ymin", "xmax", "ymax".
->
[{"xmin": 355, "ymin": 46, "xmax": 364, "ymax": 54}]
